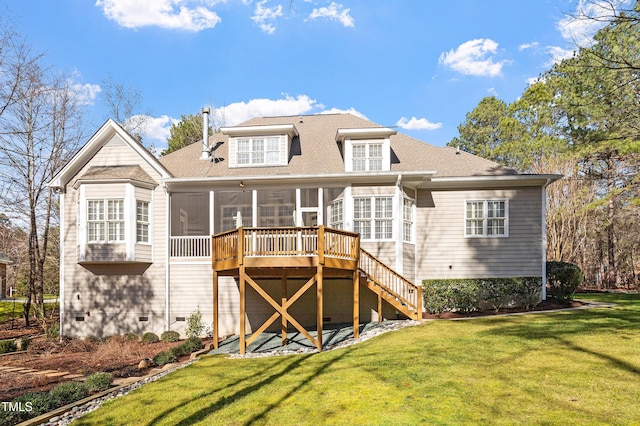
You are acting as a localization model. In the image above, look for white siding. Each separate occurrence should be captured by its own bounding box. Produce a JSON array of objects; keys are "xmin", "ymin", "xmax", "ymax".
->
[
  {"xmin": 61, "ymin": 134, "xmax": 168, "ymax": 338},
  {"xmin": 415, "ymin": 187, "xmax": 543, "ymax": 281}
]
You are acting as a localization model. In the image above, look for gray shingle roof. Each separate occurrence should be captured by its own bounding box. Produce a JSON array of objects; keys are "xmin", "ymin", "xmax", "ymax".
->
[
  {"xmin": 158, "ymin": 113, "xmax": 518, "ymax": 178},
  {"xmin": 77, "ymin": 165, "xmax": 157, "ymax": 185}
]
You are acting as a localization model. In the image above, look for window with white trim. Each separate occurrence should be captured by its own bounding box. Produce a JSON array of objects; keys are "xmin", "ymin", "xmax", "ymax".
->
[
  {"xmin": 222, "ymin": 205, "xmax": 252, "ymax": 231},
  {"xmin": 403, "ymin": 197, "xmax": 414, "ymax": 243},
  {"xmin": 258, "ymin": 204, "xmax": 295, "ymax": 227},
  {"xmin": 87, "ymin": 199, "xmax": 125, "ymax": 243},
  {"xmin": 465, "ymin": 199, "xmax": 508, "ymax": 237},
  {"xmin": 136, "ymin": 201, "xmax": 150, "ymax": 243},
  {"xmin": 236, "ymin": 136, "xmax": 281, "ymax": 166},
  {"xmin": 352, "ymin": 142, "xmax": 383, "ymax": 171},
  {"xmin": 354, "ymin": 196, "xmax": 393, "ymax": 240},
  {"xmin": 329, "ymin": 199, "xmax": 343, "ymax": 229}
]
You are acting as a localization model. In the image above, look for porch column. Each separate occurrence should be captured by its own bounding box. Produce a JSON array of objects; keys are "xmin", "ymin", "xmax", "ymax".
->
[
  {"xmin": 281, "ymin": 270, "xmax": 288, "ymax": 345},
  {"xmin": 213, "ymin": 269, "xmax": 219, "ymax": 349},
  {"xmin": 353, "ymin": 268, "xmax": 359, "ymax": 339},
  {"xmin": 240, "ymin": 265, "xmax": 246, "ymax": 355},
  {"xmin": 316, "ymin": 265, "xmax": 323, "ymax": 351}
]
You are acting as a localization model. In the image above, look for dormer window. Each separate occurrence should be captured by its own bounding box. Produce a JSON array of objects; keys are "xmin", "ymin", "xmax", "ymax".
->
[
  {"xmin": 236, "ymin": 136, "xmax": 281, "ymax": 166},
  {"xmin": 352, "ymin": 142, "xmax": 383, "ymax": 171},
  {"xmin": 220, "ymin": 124, "xmax": 298, "ymax": 168},
  {"xmin": 336, "ymin": 127, "xmax": 396, "ymax": 173}
]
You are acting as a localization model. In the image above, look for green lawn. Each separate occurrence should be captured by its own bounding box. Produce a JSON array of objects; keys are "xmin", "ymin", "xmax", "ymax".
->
[
  {"xmin": 0, "ymin": 300, "xmax": 24, "ymax": 322},
  {"xmin": 78, "ymin": 293, "xmax": 640, "ymax": 425}
]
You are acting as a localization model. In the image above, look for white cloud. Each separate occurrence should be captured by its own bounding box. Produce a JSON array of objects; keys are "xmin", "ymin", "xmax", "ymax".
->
[
  {"xmin": 544, "ymin": 45, "xmax": 576, "ymax": 66},
  {"xmin": 396, "ymin": 116, "xmax": 442, "ymax": 131},
  {"xmin": 71, "ymin": 82, "xmax": 102, "ymax": 106},
  {"xmin": 251, "ymin": 0, "xmax": 283, "ymax": 34},
  {"xmin": 318, "ymin": 107, "xmax": 367, "ymax": 119},
  {"xmin": 307, "ymin": 2, "xmax": 354, "ymax": 27},
  {"xmin": 519, "ymin": 41, "xmax": 539, "ymax": 51},
  {"xmin": 95, "ymin": 0, "xmax": 222, "ymax": 31},
  {"xmin": 438, "ymin": 39, "xmax": 507, "ymax": 77},
  {"xmin": 213, "ymin": 94, "xmax": 319, "ymax": 125},
  {"xmin": 556, "ymin": 0, "xmax": 621, "ymax": 47}
]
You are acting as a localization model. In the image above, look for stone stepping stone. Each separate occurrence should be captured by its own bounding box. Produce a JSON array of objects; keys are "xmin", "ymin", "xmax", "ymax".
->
[
  {"xmin": 112, "ymin": 377, "xmax": 142, "ymax": 386},
  {"xmin": 1, "ymin": 367, "xmax": 27, "ymax": 372},
  {"xmin": 45, "ymin": 371, "xmax": 70, "ymax": 378},
  {"xmin": 31, "ymin": 369, "xmax": 59, "ymax": 375}
]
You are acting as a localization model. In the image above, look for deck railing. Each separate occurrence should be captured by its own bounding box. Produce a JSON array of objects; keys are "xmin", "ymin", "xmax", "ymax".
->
[
  {"xmin": 359, "ymin": 248, "xmax": 422, "ymax": 320},
  {"xmin": 170, "ymin": 236, "xmax": 211, "ymax": 257},
  {"xmin": 211, "ymin": 226, "xmax": 359, "ymax": 267}
]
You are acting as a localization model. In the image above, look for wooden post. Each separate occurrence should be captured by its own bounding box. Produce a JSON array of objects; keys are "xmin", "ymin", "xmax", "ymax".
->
[
  {"xmin": 318, "ymin": 225, "xmax": 325, "ymax": 265},
  {"xmin": 316, "ymin": 265, "xmax": 323, "ymax": 351},
  {"xmin": 377, "ymin": 292, "xmax": 382, "ymax": 324},
  {"xmin": 353, "ymin": 268, "xmax": 359, "ymax": 339},
  {"xmin": 213, "ymin": 269, "xmax": 219, "ymax": 349},
  {"xmin": 281, "ymin": 270, "xmax": 287, "ymax": 345},
  {"xmin": 240, "ymin": 265, "xmax": 246, "ymax": 355}
]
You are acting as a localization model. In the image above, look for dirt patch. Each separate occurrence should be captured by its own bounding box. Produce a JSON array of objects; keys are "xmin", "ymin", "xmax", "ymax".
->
[{"xmin": 0, "ymin": 321, "xmax": 210, "ymax": 401}]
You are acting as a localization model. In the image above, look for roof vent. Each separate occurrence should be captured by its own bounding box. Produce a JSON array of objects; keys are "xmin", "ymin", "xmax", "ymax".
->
[{"xmin": 201, "ymin": 107, "xmax": 211, "ymax": 160}]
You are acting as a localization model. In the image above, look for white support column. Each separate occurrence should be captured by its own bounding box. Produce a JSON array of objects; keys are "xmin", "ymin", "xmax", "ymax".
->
[
  {"xmin": 317, "ymin": 188, "xmax": 324, "ymax": 225},
  {"xmin": 209, "ymin": 191, "xmax": 215, "ymax": 235},
  {"xmin": 252, "ymin": 190, "xmax": 258, "ymax": 227},
  {"xmin": 125, "ymin": 184, "xmax": 135, "ymax": 261},
  {"xmin": 165, "ymin": 186, "xmax": 171, "ymax": 331},
  {"xmin": 295, "ymin": 188, "xmax": 302, "ymax": 226},
  {"xmin": 344, "ymin": 186, "xmax": 353, "ymax": 232}
]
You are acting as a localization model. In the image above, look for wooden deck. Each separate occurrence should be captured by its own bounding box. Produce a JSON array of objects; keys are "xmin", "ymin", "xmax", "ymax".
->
[{"xmin": 210, "ymin": 226, "xmax": 421, "ymax": 354}]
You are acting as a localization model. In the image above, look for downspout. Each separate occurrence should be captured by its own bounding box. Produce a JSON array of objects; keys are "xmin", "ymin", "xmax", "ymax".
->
[
  {"xmin": 164, "ymin": 183, "xmax": 171, "ymax": 331},
  {"xmin": 201, "ymin": 107, "xmax": 211, "ymax": 160},
  {"xmin": 541, "ymin": 178, "xmax": 552, "ymax": 300},
  {"xmin": 58, "ymin": 188, "xmax": 65, "ymax": 341}
]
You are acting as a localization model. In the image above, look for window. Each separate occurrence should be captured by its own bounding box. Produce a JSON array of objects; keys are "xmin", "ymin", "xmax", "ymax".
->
[
  {"xmin": 137, "ymin": 201, "xmax": 150, "ymax": 243},
  {"xmin": 107, "ymin": 200, "xmax": 125, "ymax": 241},
  {"xmin": 258, "ymin": 204, "xmax": 295, "ymax": 227},
  {"xmin": 87, "ymin": 199, "xmax": 124, "ymax": 243},
  {"xmin": 329, "ymin": 199, "xmax": 343, "ymax": 229},
  {"xmin": 354, "ymin": 196, "xmax": 393, "ymax": 240},
  {"xmin": 87, "ymin": 200, "xmax": 105, "ymax": 243},
  {"xmin": 465, "ymin": 200, "xmax": 508, "ymax": 237},
  {"xmin": 222, "ymin": 206, "xmax": 252, "ymax": 231},
  {"xmin": 352, "ymin": 142, "xmax": 383, "ymax": 171},
  {"xmin": 403, "ymin": 198, "xmax": 414, "ymax": 243},
  {"xmin": 236, "ymin": 136, "xmax": 281, "ymax": 166}
]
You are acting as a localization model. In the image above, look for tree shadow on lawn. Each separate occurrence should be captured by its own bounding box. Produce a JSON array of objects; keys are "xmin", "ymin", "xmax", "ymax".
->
[
  {"xmin": 145, "ymin": 347, "xmax": 353, "ymax": 426},
  {"xmin": 481, "ymin": 307, "xmax": 640, "ymax": 377}
]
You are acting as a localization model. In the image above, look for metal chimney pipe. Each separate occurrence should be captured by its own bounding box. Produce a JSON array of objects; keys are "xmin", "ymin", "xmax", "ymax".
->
[{"xmin": 201, "ymin": 107, "xmax": 211, "ymax": 160}]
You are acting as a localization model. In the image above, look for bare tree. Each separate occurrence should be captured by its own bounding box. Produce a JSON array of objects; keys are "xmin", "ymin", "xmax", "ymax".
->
[
  {"xmin": 0, "ymin": 30, "xmax": 84, "ymax": 327},
  {"xmin": 100, "ymin": 74, "xmax": 149, "ymax": 141}
]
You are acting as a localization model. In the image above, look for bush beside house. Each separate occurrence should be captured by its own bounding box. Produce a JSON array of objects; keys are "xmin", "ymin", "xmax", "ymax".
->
[
  {"xmin": 546, "ymin": 261, "xmax": 584, "ymax": 303},
  {"xmin": 422, "ymin": 277, "xmax": 542, "ymax": 314}
]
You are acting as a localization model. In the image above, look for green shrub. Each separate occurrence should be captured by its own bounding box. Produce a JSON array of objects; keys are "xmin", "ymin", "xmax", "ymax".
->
[
  {"xmin": 170, "ymin": 345, "xmax": 186, "ymax": 358},
  {"xmin": 186, "ymin": 306, "xmax": 205, "ymax": 338},
  {"xmin": 153, "ymin": 350, "xmax": 177, "ymax": 366},
  {"xmin": 184, "ymin": 336, "xmax": 203, "ymax": 352},
  {"xmin": 49, "ymin": 381, "xmax": 89, "ymax": 406},
  {"xmin": 124, "ymin": 332, "xmax": 139, "ymax": 342},
  {"xmin": 547, "ymin": 261, "xmax": 584, "ymax": 303},
  {"xmin": 0, "ymin": 339, "xmax": 17, "ymax": 354},
  {"xmin": 3, "ymin": 392, "xmax": 54, "ymax": 423},
  {"xmin": 141, "ymin": 332, "xmax": 160, "ymax": 344},
  {"xmin": 423, "ymin": 277, "xmax": 542, "ymax": 314},
  {"xmin": 85, "ymin": 372, "xmax": 113, "ymax": 393},
  {"xmin": 161, "ymin": 330, "xmax": 181, "ymax": 342}
]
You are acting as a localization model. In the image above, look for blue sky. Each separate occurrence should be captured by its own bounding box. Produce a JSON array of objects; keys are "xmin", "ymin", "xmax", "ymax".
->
[{"xmin": 1, "ymin": 0, "xmax": 613, "ymax": 151}]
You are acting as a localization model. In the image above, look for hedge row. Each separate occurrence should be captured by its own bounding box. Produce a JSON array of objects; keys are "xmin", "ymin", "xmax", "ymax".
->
[{"xmin": 422, "ymin": 277, "xmax": 542, "ymax": 314}]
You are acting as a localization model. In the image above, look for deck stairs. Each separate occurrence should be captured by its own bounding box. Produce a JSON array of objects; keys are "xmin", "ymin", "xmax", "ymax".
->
[{"xmin": 358, "ymin": 248, "xmax": 422, "ymax": 321}]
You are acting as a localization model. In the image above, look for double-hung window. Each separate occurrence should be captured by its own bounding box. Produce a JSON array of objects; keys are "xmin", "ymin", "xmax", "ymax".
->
[
  {"xmin": 403, "ymin": 198, "xmax": 414, "ymax": 243},
  {"xmin": 87, "ymin": 199, "xmax": 125, "ymax": 243},
  {"xmin": 352, "ymin": 142, "xmax": 383, "ymax": 172},
  {"xmin": 465, "ymin": 199, "xmax": 508, "ymax": 237},
  {"xmin": 87, "ymin": 200, "xmax": 105, "ymax": 243},
  {"xmin": 236, "ymin": 136, "xmax": 281, "ymax": 166},
  {"xmin": 329, "ymin": 199, "xmax": 343, "ymax": 229},
  {"xmin": 354, "ymin": 196, "xmax": 393, "ymax": 240},
  {"xmin": 136, "ymin": 201, "xmax": 150, "ymax": 243}
]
